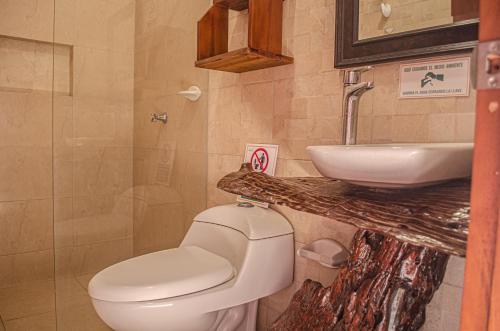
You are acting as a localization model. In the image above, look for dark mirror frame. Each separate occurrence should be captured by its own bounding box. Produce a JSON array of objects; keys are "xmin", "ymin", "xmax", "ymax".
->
[{"xmin": 335, "ymin": 0, "xmax": 479, "ymax": 68}]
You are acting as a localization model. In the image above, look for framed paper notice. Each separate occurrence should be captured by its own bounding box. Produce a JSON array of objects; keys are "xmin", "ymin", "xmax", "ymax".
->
[{"xmin": 399, "ymin": 57, "xmax": 471, "ymax": 99}]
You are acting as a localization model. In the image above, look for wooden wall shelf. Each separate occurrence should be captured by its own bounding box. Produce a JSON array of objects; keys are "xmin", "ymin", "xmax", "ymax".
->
[
  {"xmin": 217, "ymin": 164, "xmax": 471, "ymax": 256},
  {"xmin": 213, "ymin": 0, "xmax": 249, "ymax": 11},
  {"xmin": 196, "ymin": 0, "xmax": 293, "ymax": 73},
  {"xmin": 196, "ymin": 47, "xmax": 293, "ymax": 73}
]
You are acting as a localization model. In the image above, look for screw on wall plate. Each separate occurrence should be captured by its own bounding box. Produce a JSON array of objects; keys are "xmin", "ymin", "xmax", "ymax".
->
[
  {"xmin": 489, "ymin": 101, "xmax": 499, "ymax": 113},
  {"xmin": 488, "ymin": 77, "xmax": 498, "ymax": 87}
]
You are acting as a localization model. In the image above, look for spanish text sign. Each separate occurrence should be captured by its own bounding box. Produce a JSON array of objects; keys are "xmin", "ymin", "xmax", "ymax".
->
[{"xmin": 399, "ymin": 57, "xmax": 470, "ymax": 99}]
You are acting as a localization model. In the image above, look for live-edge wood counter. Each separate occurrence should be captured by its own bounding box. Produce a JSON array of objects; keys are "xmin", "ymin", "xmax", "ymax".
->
[{"xmin": 218, "ymin": 164, "xmax": 470, "ymax": 256}]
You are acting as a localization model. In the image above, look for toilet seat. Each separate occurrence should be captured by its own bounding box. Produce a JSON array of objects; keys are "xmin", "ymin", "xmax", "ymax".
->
[{"xmin": 89, "ymin": 246, "xmax": 235, "ymax": 303}]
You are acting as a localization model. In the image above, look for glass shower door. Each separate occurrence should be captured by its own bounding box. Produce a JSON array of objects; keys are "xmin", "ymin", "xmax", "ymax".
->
[
  {"xmin": 52, "ymin": 0, "xmax": 135, "ymax": 330},
  {"xmin": 52, "ymin": 0, "xmax": 210, "ymax": 328},
  {"xmin": 0, "ymin": 1, "xmax": 209, "ymax": 330},
  {"xmin": 0, "ymin": 1, "xmax": 56, "ymax": 330}
]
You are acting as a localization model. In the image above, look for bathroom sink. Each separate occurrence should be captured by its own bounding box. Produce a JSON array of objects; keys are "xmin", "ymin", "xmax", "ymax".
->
[{"xmin": 307, "ymin": 143, "xmax": 473, "ymax": 188}]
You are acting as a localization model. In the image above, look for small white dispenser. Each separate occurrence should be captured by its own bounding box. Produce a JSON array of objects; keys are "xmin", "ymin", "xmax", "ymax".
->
[{"xmin": 297, "ymin": 239, "xmax": 350, "ymax": 269}]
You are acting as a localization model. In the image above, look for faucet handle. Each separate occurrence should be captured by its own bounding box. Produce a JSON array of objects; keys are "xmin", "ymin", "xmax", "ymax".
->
[
  {"xmin": 349, "ymin": 66, "xmax": 373, "ymax": 73},
  {"xmin": 344, "ymin": 66, "xmax": 373, "ymax": 85},
  {"xmin": 151, "ymin": 112, "xmax": 168, "ymax": 124}
]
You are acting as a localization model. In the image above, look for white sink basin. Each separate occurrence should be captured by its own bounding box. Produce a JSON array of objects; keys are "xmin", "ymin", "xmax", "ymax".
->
[{"xmin": 307, "ymin": 143, "xmax": 473, "ymax": 188}]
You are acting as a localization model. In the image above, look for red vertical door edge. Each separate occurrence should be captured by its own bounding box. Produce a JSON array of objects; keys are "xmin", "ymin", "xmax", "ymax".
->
[{"xmin": 460, "ymin": 0, "xmax": 500, "ymax": 330}]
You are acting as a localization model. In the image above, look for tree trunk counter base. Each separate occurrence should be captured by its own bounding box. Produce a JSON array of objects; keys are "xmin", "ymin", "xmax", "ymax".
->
[{"xmin": 271, "ymin": 230, "xmax": 449, "ymax": 331}]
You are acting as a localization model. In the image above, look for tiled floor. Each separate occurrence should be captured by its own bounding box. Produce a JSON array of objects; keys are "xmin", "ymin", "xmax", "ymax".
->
[
  {"xmin": 0, "ymin": 280, "xmax": 55, "ymax": 322},
  {"xmin": 0, "ymin": 279, "xmax": 55, "ymax": 331},
  {"xmin": 0, "ymin": 275, "xmax": 110, "ymax": 331},
  {"xmin": 4, "ymin": 312, "xmax": 55, "ymax": 331},
  {"xmin": 55, "ymin": 275, "xmax": 111, "ymax": 331}
]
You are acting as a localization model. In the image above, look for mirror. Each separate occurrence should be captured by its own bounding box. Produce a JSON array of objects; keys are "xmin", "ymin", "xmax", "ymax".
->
[
  {"xmin": 358, "ymin": 0, "xmax": 479, "ymax": 40},
  {"xmin": 335, "ymin": 0, "xmax": 479, "ymax": 68}
]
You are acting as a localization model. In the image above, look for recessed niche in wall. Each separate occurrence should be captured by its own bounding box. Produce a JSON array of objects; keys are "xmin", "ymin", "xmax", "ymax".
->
[{"xmin": 0, "ymin": 35, "xmax": 73, "ymax": 95}]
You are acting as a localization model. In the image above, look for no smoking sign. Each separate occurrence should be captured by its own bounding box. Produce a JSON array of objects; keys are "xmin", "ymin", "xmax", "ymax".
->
[
  {"xmin": 243, "ymin": 144, "xmax": 278, "ymax": 176},
  {"xmin": 239, "ymin": 144, "xmax": 279, "ymax": 207},
  {"xmin": 250, "ymin": 148, "xmax": 269, "ymax": 172}
]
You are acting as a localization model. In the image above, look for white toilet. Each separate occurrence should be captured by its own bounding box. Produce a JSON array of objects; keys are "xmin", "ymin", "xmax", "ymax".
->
[{"xmin": 88, "ymin": 203, "xmax": 294, "ymax": 331}]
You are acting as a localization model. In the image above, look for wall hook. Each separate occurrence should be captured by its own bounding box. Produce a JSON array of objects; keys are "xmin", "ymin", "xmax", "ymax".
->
[
  {"xmin": 381, "ymin": 2, "xmax": 392, "ymax": 18},
  {"xmin": 178, "ymin": 86, "xmax": 202, "ymax": 102}
]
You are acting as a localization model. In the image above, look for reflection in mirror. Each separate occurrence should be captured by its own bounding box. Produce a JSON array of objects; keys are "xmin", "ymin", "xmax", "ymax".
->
[{"xmin": 358, "ymin": 0, "xmax": 479, "ymax": 40}]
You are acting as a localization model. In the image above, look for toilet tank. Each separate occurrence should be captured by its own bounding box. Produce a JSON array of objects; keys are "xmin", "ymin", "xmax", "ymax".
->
[{"xmin": 180, "ymin": 204, "xmax": 294, "ymax": 298}]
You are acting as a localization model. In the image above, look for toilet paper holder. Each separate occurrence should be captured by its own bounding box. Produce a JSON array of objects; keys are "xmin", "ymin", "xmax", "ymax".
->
[{"xmin": 297, "ymin": 238, "xmax": 350, "ymax": 269}]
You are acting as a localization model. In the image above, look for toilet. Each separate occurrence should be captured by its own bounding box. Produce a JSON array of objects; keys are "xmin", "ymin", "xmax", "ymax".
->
[{"xmin": 88, "ymin": 203, "xmax": 294, "ymax": 331}]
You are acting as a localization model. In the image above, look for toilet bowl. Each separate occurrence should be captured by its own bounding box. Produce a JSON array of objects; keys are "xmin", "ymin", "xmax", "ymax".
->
[{"xmin": 88, "ymin": 204, "xmax": 294, "ymax": 331}]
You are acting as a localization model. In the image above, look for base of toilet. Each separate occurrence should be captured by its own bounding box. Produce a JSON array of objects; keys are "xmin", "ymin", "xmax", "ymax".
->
[
  {"xmin": 92, "ymin": 298, "xmax": 258, "ymax": 331},
  {"xmin": 210, "ymin": 301, "xmax": 257, "ymax": 331}
]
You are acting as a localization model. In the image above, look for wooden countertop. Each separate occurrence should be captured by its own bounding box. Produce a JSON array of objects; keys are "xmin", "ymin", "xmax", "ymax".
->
[{"xmin": 217, "ymin": 164, "xmax": 470, "ymax": 256}]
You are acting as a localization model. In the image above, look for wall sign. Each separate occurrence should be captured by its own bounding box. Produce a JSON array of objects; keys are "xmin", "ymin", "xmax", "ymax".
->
[
  {"xmin": 237, "ymin": 144, "xmax": 279, "ymax": 208},
  {"xmin": 399, "ymin": 57, "xmax": 471, "ymax": 98}
]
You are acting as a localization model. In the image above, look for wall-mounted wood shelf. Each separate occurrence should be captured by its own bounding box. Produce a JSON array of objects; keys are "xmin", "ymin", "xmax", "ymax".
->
[
  {"xmin": 217, "ymin": 164, "xmax": 471, "ymax": 256},
  {"xmin": 213, "ymin": 0, "xmax": 249, "ymax": 11},
  {"xmin": 196, "ymin": 47, "xmax": 293, "ymax": 73},
  {"xmin": 196, "ymin": 0, "xmax": 293, "ymax": 73}
]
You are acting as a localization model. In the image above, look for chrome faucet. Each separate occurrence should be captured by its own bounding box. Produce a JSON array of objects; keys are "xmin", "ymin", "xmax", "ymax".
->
[{"xmin": 341, "ymin": 67, "xmax": 374, "ymax": 145}]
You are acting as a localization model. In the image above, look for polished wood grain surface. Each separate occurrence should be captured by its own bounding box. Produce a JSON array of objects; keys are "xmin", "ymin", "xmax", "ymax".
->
[
  {"xmin": 197, "ymin": 4, "xmax": 228, "ymax": 61},
  {"xmin": 271, "ymin": 230, "xmax": 449, "ymax": 330},
  {"xmin": 218, "ymin": 164, "xmax": 470, "ymax": 256},
  {"xmin": 452, "ymin": 0, "xmax": 479, "ymax": 21},
  {"xmin": 195, "ymin": 47, "xmax": 293, "ymax": 73},
  {"xmin": 248, "ymin": 0, "xmax": 283, "ymax": 54},
  {"xmin": 213, "ymin": 0, "xmax": 249, "ymax": 11},
  {"xmin": 196, "ymin": 0, "xmax": 292, "ymax": 73},
  {"xmin": 460, "ymin": 0, "xmax": 500, "ymax": 330}
]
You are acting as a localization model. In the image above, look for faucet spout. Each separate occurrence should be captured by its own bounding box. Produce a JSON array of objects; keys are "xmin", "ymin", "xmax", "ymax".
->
[
  {"xmin": 341, "ymin": 69, "xmax": 374, "ymax": 145},
  {"xmin": 344, "ymin": 81, "xmax": 374, "ymax": 98}
]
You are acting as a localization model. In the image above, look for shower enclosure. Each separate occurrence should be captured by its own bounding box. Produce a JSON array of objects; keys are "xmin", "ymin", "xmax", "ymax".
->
[{"xmin": 0, "ymin": 1, "xmax": 209, "ymax": 329}]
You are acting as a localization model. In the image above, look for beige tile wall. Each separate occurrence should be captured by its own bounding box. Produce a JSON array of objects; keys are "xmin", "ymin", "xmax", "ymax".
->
[
  {"xmin": 53, "ymin": 0, "xmax": 136, "ymax": 330},
  {"xmin": 0, "ymin": 1, "xmax": 56, "ymax": 329},
  {"xmin": 206, "ymin": 0, "xmax": 474, "ymax": 330},
  {"xmin": 133, "ymin": 0, "xmax": 210, "ymax": 256},
  {"xmin": 0, "ymin": 0, "xmax": 55, "ymax": 43},
  {"xmin": 0, "ymin": 0, "xmax": 135, "ymax": 330}
]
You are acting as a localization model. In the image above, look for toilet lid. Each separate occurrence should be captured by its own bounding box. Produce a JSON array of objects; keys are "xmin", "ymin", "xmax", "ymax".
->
[{"xmin": 88, "ymin": 246, "xmax": 235, "ymax": 302}]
